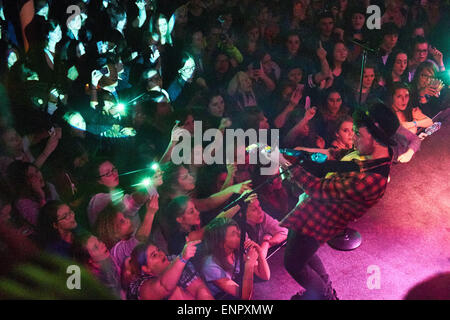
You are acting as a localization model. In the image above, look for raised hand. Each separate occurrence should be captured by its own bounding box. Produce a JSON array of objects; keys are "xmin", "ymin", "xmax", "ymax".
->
[
  {"xmin": 146, "ymin": 194, "xmax": 159, "ymax": 212},
  {"xmin": 290, "ymin": 87, "xmax": 303, "ymax": 106},
  {"xmin": 181, "ymin": 239, "xmax": 202, "ymax": 260},
  {"xmin": 304, "ymin": 106, "xmax": 317, "ymax": 121},
  {"xmin": 316, "ymin": 40, "xmax": 327, "ymax": 60},
  {"xmin": 230, "ymin": 180, "xmax": 252, "ymax": 194},
  {"xmin": 170, "ymin": 122, "xmax": 185, "ymax": 143}
]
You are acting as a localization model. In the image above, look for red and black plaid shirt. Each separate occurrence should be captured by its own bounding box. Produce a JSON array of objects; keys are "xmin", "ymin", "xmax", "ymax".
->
[{"xmin": 280, "ymin": 164, "xmax": 389, "ymax": 243}]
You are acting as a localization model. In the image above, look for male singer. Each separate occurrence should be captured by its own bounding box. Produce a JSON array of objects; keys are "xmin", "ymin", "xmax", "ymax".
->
[{"xmin": 280, "ymin": 102, "xmax": 400, "ymax": 300}]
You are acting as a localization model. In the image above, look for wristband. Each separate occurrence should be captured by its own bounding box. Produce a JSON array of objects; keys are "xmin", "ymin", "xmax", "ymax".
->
[
  {"xmin": 178, "ymin": 254, "xmax": 188, "ymax": 264},
  {"xmin": 413, "ymin": 121, "xmax": 417, "ymax": 127}
]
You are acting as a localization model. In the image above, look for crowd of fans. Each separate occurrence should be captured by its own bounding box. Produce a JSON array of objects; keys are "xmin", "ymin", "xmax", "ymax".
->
[{"xmin": 0, "ymin": 0, "xmax": 449, "ymax": 300}]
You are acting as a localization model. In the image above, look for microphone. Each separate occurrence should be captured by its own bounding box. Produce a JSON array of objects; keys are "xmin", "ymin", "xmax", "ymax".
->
[
  {"xmin": 347, "ymin": 37, "xmax": 379, "ymax": 54},
  {"xmin": 279, "ymin": 148, "xmax": 328, "ymax": 163}
]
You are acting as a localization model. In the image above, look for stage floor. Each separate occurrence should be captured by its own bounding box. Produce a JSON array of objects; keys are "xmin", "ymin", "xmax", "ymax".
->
[{"xmin": 253, "ymin": 116, "xmax": 450, "ymax": 300}]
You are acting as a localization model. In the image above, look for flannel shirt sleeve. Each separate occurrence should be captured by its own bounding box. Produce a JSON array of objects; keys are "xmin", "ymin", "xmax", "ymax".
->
[{"xmin": 291, "ymin": 166, "xmax": 387, "ymax": 202}]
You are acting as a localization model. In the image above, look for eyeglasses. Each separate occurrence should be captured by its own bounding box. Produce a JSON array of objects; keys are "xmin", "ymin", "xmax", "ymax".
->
[
  {"xmin": 420, "ymin": 74, "xmax": 434, "ymax": 80},
  {"xmin": 56, "ymin": 210, "xmax": 74, "ymax": 222},
  {"xmin": 98, "ymin": 167, "xmax": 118, "ymax": 178}
]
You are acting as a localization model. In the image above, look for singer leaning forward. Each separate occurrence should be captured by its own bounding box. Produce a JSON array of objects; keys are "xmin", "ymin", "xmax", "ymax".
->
[{"xmin": 279, "ymin": 102, "xmax": 399, "ymax": 300}]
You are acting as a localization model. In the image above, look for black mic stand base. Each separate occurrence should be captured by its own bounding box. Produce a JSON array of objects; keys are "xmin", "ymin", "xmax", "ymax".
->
[{"xmin": 327, "ymin": 228, "xmax": 362, "ymax": 251}]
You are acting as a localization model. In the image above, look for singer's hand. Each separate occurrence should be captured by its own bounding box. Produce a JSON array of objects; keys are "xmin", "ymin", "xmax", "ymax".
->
[{"xmin": 397, "ymin": 148, "xmax": 415, "ymax": 163}]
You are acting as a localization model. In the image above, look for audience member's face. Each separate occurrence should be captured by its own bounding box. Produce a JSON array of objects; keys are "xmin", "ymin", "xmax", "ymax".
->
[
  {"xmin": 247, "ymin": 27, "xmax": 260, "ymax": 42},
  {"xmin": 281, "ymin": 86, "xmax": 294, "ymax": 102},
  {"xmin": 258, "ymin": 7, "xmax": 270, "ymax": 23},
  {"xmin": 354, "ymin": 126, "xmax": 374, "ymax": 156},
  {"xmin": 151, "ymin": 168, "xmax": 163, "ymax": 187},
  {"xmin": 327, "ymin": 92, "xmax": 342, "ymax": 114},
  {"xmin": 215, "ymin": 172, "xmax": 228, "ymax": 192},
  {"xmin": 114, "ymin": 212, "xmax": 134, "ymax": 239},
  {"xmin": 413, "ymin": 27, "xmax": 425, "ymax": 38},
  {"xmin": 239, "ymin": 73, "xmax": 252, "ymax": 92},
  {"xmin": 382, "ymin": 33, "xmax": 398, "ymax": 51},
  {"xmin": 177, "ymin": 167, "xmax": 195, "ymax": 192},
  {"xmin": 418, "ymin": 68, "xmax": 434, "ymax": 89},
  {"xmin": 215, "ymin": 54, "xmax": 230, "ymax": 74},
  {"xmin": 54, "ymin": 204, "xmax": 77, "ymax": 231},
  {"xmin": 176, "ymin": 200, "xmax": 201, "ymax": 228},
  {"xmin": 246, "ymin": 199, "xmax": 264, "ymax": 225},
  {"xmin": 224, "ymin": 225, "xmax": 241, "ymax": 251},
  {"xmin": 73, "ymin": 152, "xmax": 89, "ymax": 168},
  {"xmin": 143, "ymin": 245, "xmax": 169, "ymax": 276},
  {"xmin": 145, "ymin": 70, "xmax": 162, "ymax": 90},
  {"xmin": 48, "ymin": 25, "xmax": 63, "ymax": 43},
  {"xmin": 179, "ymin": 57, "xmax": 196, "ymax": 81},
  {"xmin": 286, "ymin": 35, "xmax": 300, "ymax": 55},
  {"xmin": 85, "ymin": 236, "xmax": 110, "ymax": 262},
  {"xmin": 176, "ymin": 8, "xmax": 188, "ymax": 25},
  {"xmin": 182, "ymin": 115, "xmax": 195, "ymax": 134},
  {"xmin": 1, "ymin": 128, "xmax": 22, "ymax": 153},
  {"xmin": 352, "ymin": 13, "xmax": 365, "ymax": 30},
  {"xmin": 293, "ymin": 2, "xmax": 304, "ymax": 18},
  {"xmin": 208, "ymin": 95, "xmax": 225, "ymax": 117},
  {"xmin": 333, "ymin": 42, "xmax": 348, "ymax": 63},
  {"xmin": 192, "ymin": 31, "xmax": 204, "ymax": 49},
  {"xmin": 393, "ymin": 53, "xmax": 407, "ymax": 76},
  {"xmin": 288, "ymin": 68, "xmax": 303, "ymax": 84},
  {"xmin": 158, "ymin": 17, "xmax": 168, "ymax": 36},
  {"xmin": 261, "ymin": 54, "xmax": 273, "ymax": 75},
  {"xmin": 392, "ymin": 88, "xmax": 409, "ymax": 111},
  {"xmin": 319, "ymin": 18, "xmax": 334, "ymax": 37},
  {"xmin": 208, "ymin": 27, "xmax": 221, "ymax": 46},
  {"xmin": 222, "ymin": 14, "xmax": 233, "ymax": 30},
  {"xmin": 97, "ymin": 161, "xmax": 119, "ymax": 188},
  {"xmin": 68, "ymin": 14, "xmax": 82, "ymax": 31},
  {"xmin": 413, "ymin": 43, "xmax": 429, "ymax": 63},
  {"xmin": 117, "ymin": 15, "xmax": 127, "ymax": 30},
  {"xmin": 363, "ymin": 68, "xmax": 375, "ymax": 88},
  {"xmin": 336, "ymin": 121, "xmax": 354, "ymax": 148},
  {"xmin": 0, "ymin": 203, "xmax": 12, "ymax": 222},
  {"xmin": 27, "ymin": 166, "xmax": 45, "ymax": 189}
]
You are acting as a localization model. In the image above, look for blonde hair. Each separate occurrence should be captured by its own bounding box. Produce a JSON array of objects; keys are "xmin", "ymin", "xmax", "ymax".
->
[{"xmin": 227, "ymin": 71, "xmax": 250, "ymax": 96}]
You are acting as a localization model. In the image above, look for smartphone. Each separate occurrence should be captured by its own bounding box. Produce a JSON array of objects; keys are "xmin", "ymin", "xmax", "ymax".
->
[
  {"xmin": 96, "ymin": 41, "xmax": 103, "ymax": 54},
  {"xmin": 147, "ymin": 184, "xmax": 158, "ymax": 197},
  {"xmin": 305, "ymin": 96, "xmax": 311, "ymax": 110}
]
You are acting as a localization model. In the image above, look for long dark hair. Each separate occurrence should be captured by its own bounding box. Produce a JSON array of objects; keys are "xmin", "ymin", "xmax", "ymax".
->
[
  {"xmin": 384, "ymin": 49, "xmax": 409, "ymax": 90},
  {"xmin": 203, "ymin": 217, "xmax": 240, "ymax": 273},
  {"xmin": 165, "ymin": 195, "xmax": 190, "ymax": 232},
  {"xmin": 37, "ymin": 200, "xmax": 65, "ymax": 247},
  {"xmin": 6, "ymin": 161, "xmax": 51, "ymax": 201},
  {"xmin": 390, "ymin": 82, "xmax": 413, "ymax": 121}
]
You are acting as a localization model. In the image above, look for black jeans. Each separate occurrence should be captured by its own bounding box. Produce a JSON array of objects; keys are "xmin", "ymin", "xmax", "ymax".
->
[{"xmin": 284, "ymin": 230, "xmax": 335, "ymax": 300}]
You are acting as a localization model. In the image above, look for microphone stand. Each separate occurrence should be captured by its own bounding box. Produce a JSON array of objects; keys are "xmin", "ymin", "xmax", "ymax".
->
[{"xmin": 327, "ymin": 43, "xmax": 373, "ymax": 251}]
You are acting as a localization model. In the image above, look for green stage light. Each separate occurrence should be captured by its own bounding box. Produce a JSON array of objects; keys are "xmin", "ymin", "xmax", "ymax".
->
[
  {"xmin": 116, "ymin": 103, "xmax": 126, "ymax": 113},
  {"xmin": 150, "ymin": 162, "xmax": 160, "ymax": 171}
]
